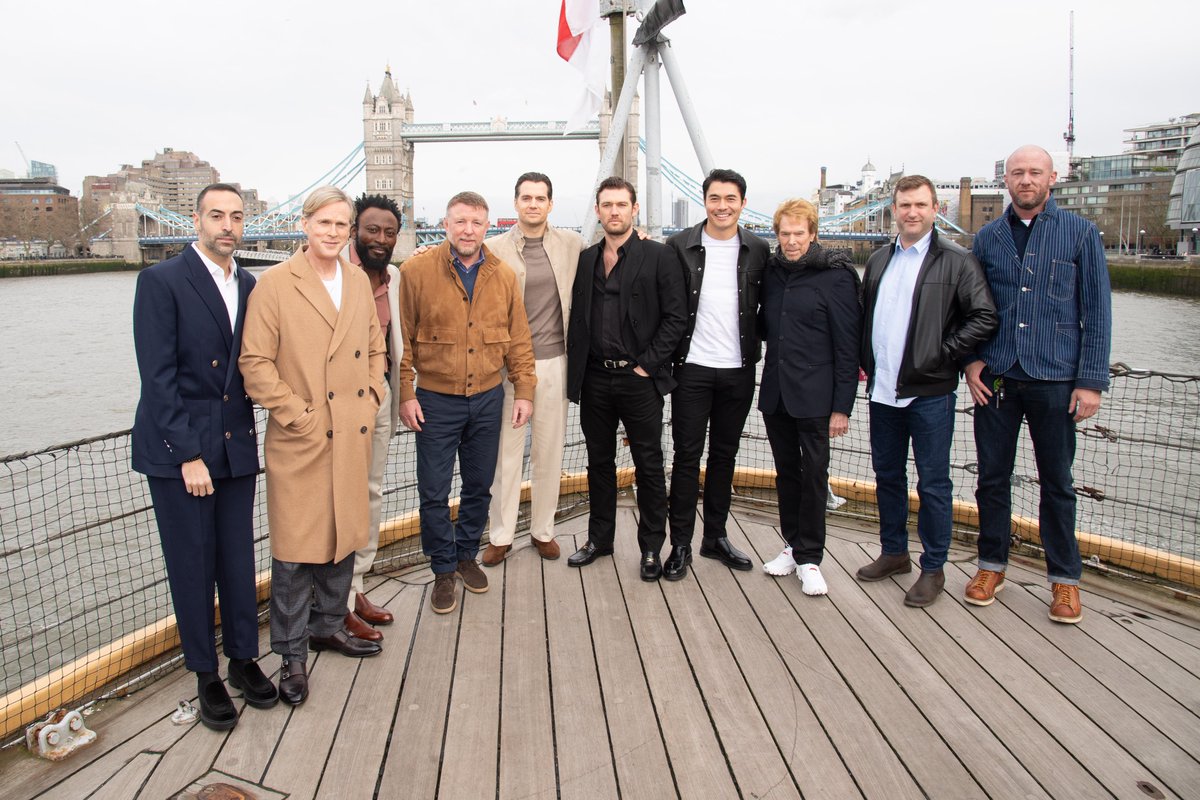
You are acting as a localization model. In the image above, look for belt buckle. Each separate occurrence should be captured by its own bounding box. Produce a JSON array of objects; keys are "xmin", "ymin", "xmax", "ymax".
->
[{"xmin": 604, "ymin": 359, "xmax": 624, "ymax": 369}]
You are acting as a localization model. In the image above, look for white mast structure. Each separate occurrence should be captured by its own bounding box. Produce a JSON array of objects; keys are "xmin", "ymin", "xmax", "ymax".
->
[
  {"xmin": 1063, "ymin": 10, "xmax": 1076, "ymax": 179},
  {"xmin": 584, "ymin": 0, "xmax": 708, "ymax": 242}
]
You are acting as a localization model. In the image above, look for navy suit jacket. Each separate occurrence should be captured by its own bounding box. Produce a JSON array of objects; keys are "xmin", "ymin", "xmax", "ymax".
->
[{"xmin": 131, "ymin": 245, "xmax": 259, "ymax": 479}]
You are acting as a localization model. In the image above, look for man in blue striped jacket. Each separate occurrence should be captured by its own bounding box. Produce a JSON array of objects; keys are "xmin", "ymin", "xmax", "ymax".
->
[{"xmin": 963, "ymin": 145, "xmax": 1112, "ymax": 624}]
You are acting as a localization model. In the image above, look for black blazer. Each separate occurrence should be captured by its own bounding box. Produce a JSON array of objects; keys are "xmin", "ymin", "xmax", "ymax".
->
[
  {"xmin": 758, "ymin": 244, "xmax": 862, "ymax": 419},
  {"xmin": 566, "ymin": 233, "xmax": 687, "ymax": 401},
  {"xmin": 131, "ymin": 245, "xmax": 259, "ymax": 479}
]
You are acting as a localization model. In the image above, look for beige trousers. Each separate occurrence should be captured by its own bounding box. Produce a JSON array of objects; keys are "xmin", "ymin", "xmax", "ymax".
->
[
  {"xmin": 348, "ymin": 383, "xmax": 393, "ymax": 610},
  {"xmin": 488, "ymin": 354, "xmax": 568, "ymax": 546}
]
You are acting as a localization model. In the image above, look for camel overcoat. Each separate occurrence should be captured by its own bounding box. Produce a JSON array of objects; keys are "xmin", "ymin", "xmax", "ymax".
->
[{"xmin": 239, "ymin": 248, "xmax": 386, "ymax": 564}]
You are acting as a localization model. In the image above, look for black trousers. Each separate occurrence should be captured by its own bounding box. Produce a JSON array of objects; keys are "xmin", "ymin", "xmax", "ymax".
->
[
  {"xmin": 667, "ymin": 363, "xmax": 756, "ymax": 545},
  {"xmin": 763, "ymin": 412, "xmax": 831, "ymax": 565},
  {"xmin": 580, "ymin": 367, "xmax": 667, "ymax": 553}
]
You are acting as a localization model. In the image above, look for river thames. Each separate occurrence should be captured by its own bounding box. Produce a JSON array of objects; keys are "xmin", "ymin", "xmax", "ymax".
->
[{"xmin": 1, "ymin": 269, "xmax": 1199, "ymax": 457}]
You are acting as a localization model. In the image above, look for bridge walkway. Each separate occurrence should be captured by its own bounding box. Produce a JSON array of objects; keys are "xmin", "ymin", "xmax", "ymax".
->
[{"xmin": 3, "ymin": 501, "xmax": 1199, "ymax": 799}]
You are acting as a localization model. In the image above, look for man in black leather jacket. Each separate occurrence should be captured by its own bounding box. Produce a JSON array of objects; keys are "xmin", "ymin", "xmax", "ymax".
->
[
  {"xmin": 662, "ymin": 168, "xmax": 770, "ymax": 580},
  {"xmin": 856, "ymin": 175, "xmax": 997, "ymax": 608}
]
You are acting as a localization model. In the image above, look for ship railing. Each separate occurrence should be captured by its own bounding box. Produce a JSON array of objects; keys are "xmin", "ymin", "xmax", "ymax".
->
[{"xmin": 1, "ymin": 364, "xmax": 1196, "ymax": 743}]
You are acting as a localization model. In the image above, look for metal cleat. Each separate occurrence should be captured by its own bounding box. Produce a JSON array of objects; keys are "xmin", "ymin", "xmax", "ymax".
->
[
  {"xmin": 25, "ymin": 709, "xmax": 97, "ymax": 761},
  {"xmin": 171, "ymin": 699, "xmax": 199, "ymax": 725}
]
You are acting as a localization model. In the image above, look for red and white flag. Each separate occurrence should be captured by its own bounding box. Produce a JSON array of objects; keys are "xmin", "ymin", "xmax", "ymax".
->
[{"xmin": 557, "ymin": 0, "xmax": 605, "ymax": 132}]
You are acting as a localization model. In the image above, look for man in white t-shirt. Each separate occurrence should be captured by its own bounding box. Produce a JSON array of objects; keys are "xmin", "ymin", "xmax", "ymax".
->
[{"xmin": 663, "ymin": 169, "xmax": 770, "ymax": 580}]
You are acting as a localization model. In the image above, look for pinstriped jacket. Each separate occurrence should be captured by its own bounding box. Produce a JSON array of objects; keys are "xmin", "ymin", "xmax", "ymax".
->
[{"xmin": 970, "ymin": 198, "xmax": 1112, "ymax": 391}]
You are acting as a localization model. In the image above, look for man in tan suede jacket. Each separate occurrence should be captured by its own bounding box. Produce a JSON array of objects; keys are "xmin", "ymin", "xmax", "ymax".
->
[{"xmin": 397, "ymin": 190, "xmax": 537, "ymax": 614}]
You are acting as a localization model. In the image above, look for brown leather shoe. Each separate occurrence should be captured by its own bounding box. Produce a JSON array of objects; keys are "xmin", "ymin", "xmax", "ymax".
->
[
  {"xmin": 431, "ymin": 573, "xmax": 458, "ymax": 614},
  {"xmin": 904, "ymin": 569, "xmax": 945, "ymax": 607},
  {"xmin": 354, "ymin": 592, "xmax": 394, "ymax": 625},
  {"xmin": 856, "ymin": 552, "xmax": 912, "ymax": 582},
  {"xmin": 457, "ymin": 559, "xmax": 489, "ymax": 594},
  {"xmin": 344, "ymin": 611, "xmax": 383, "ymax": 642},
  {"xmin": 1049, "ymin": 583, "xmax": 1083, "ymax": 624},
  {"xmin": 481, "ymin": 543, "xmax": 510, "ymax": 567},
  {"xmin": 964, "ymin": 569, "xmax": 1005, "ymax": 607},
  {"xmin": 533, "ymin": 538, "xmax": 561, "ymax": 560}
]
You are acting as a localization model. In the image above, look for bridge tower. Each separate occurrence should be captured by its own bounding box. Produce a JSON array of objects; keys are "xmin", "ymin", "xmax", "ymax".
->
[{"xmin": 363, "ymin": 67, "xmax": 417, "ymax": 258}]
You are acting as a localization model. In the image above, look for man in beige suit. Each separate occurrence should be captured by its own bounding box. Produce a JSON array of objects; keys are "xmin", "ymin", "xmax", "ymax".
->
[
  {"xmin": 481, "ymin": 172, "xmax": 582, "ymax": 566},
  {"xmin": 240, "ymin": 186, "xmax": 386, "ymax": 705}
]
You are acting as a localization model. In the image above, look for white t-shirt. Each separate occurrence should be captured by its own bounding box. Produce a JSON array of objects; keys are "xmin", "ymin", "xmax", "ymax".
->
[
  {"xmin": 686, "ymin": 230, "xmax": 742, "ymax": 368},
  {"xmin": 322, "ymin": 261, "xmax": 343, "ymax": 312}
]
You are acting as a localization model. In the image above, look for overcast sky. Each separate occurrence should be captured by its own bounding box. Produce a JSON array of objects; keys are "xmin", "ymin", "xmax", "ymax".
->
[{"xmin": 3, "ymin": 0, "xmax": 1196, "ymax": 226}]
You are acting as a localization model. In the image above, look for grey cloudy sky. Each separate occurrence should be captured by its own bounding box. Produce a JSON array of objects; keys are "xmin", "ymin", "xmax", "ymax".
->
[{"xmin": 3, "ymin": 0, "xmax": 1196, "ymax": 226}]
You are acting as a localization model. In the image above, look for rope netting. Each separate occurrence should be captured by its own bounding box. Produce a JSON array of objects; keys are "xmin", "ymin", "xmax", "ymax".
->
[{"xmin": 1, "ymin": 365, "xmax": 1196, "ymax": 740}]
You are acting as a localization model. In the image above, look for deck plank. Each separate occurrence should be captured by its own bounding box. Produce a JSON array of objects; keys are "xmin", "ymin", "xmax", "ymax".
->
[
  {"xmin": 376, "ymin": 575, "xmax": 458, "ymax": 799},
  {"xmin": 496, "ymin": 543, "xmax": 557, "ymax": 800},
  {"xmin": 134, "ymin": 711, "xmax": 228, "ymax": 799},
  {"xmin": 543, "ymin": 531, "xmax": 621, "ymax": 800},
  {"xmin": 88, "ymin": 751, "xmax": 160, "ymax": 800},
  {"xmin": 579, "ymin": 504, "xmax": 676, "ymax": 799},
  {"xmin": 737, "ymin": 517, "xmax": 986, "ymax": 798},
  {"xmin": 261, "ymin": 650, "xmax": 361, "ymax": 800},
  {"xmin": 35, "ymin": 715, "xmax": 190, "ymax": 799},
  {"xmin": 612, "ymin": 508, "xmax": 744, "ymax": 799},
  {"xmin": 939, "ymin": 559, "xmax": 1195, "ymax": 799},
  {"xmin": 317, "ymin": 583, "xmax": 422, "ymax": 800}
]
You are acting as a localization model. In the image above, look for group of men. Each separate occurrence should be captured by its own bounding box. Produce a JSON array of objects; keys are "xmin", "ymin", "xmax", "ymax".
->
[{"xmin": 131, "ymin": 142, "xmax": 1110, "ymax": 732}]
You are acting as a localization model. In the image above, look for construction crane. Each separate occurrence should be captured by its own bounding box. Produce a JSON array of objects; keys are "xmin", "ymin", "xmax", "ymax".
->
[{"xmin": 14, "ymin": 141, "xmax": 31, "ymax": 177}]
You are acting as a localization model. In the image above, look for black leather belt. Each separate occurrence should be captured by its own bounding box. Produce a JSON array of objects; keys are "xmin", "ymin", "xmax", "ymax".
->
[{"xmin": 601, "ymin": 359, "xmax": 633, "ymax": 369}]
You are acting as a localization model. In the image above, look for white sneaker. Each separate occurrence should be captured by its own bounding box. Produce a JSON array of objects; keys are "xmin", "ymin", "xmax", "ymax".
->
[
  {"xmin": 826, "ymin": 490, "xmax": 847, "ymax": 511},
  {"xmin": 799, "ymin": 564, "xmax": 828, "ymax": 596},
  {"xmin": 762, "ymin": 546, "xmax": 797, "ymax": 576}
]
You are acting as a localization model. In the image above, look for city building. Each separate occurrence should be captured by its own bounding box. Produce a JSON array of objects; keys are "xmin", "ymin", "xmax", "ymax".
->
[
  {"xmin": 29, "ymin": 161, "xmax": 58, "ymax": 184},
  {"xmin": 362, "ymin": 67, "xmax": 416, "ymax": 255},
  {"xmin": 671, "ymin": 196, "xmax": 688, "ymax": 229},
  {"xmin": 0, "ymin": 178, "xmax": 82, "ymax": 255},
  {"xmin": 1166, "ymin": 123, "xmax": 1200, "ymax": 255},
  {"xmin": 85, "ymin": 148, "xmax": 219, "ymax": 217}
]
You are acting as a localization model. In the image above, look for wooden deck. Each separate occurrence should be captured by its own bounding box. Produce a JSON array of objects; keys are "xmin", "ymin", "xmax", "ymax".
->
[{"xmin": 3, "ymin": 502, "xmax": 1199, "ymax": 800}]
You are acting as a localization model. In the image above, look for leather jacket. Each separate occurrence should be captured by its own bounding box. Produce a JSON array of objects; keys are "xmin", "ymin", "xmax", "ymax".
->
[
  {"xmin": 666, "ymin": 222, "xmax": 770, "ymax": 368},
  {"xmin": 861, "ymin": 229, "xmax": 998, "ymax": 398}
]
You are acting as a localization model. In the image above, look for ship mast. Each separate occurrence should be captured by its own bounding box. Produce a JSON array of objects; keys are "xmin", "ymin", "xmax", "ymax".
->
[{"xmin": 1063, "ymin": 10, "xmax": 1076, "ymax": 179}]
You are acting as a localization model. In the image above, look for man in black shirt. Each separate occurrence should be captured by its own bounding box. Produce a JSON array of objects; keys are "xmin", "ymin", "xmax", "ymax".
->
[{"xmin": 565, "ymin": 177, "xmax": 687, "ymax": 580}]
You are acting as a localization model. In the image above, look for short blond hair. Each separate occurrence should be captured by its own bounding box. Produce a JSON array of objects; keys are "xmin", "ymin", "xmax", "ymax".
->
[
  {"xmin": 302, "ymin": 186, "xmax": 354, "ymax": 220},
  {"xmin": 773, "ymin": 198, "xmax": 818, "ymax": 236}
]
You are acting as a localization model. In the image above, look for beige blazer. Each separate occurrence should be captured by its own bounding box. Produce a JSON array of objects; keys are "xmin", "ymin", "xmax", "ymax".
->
[
  {"xmin": 484, "ymin": 224, "xmax": 583, "ymax": 339},
  {"xmin": 239, "ymin": 248, "xmax": 386, "ymax": 564}
]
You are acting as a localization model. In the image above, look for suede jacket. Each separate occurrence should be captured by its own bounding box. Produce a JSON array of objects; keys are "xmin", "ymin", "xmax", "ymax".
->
[
  {"xmin": 861, "ymin": 229, "xmax": 998, "ymax": 399},
  {"xmin": 397, "ymin": 241, "xmax": 536, "ymax": 402}
]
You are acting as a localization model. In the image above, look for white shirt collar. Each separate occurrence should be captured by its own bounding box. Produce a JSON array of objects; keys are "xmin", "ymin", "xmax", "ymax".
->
[
  {"xmin": 895, "ymin": 229, "xmax": 933, "ymax": 257},
  {"xmin": 192, "ymin": 241, "xmax": 238, "ymax": 283}
]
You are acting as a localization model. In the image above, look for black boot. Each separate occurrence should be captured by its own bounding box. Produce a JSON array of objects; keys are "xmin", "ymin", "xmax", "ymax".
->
[{"xmin": 663, "ymin": 545, "xmax": 692, "ymax": 581}]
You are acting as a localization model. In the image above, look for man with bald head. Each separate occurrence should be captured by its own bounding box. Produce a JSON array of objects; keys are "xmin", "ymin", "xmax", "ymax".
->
[{"xmin": 964, "ymin": 145, "xmax": 1111, "ymax": 624}]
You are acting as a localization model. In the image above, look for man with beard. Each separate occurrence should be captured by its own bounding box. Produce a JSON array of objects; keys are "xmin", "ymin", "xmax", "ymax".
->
[
  {"xmin": 566, "ymin": 177, "xmax": 687, "ymax": 580},
  {"xmin": 133, "ymin": 183, "xmax": 278, "ymax": 730},
  {"xmin": 662, "ymin": 168, "xmax": 769, "ymax": 580},
  {"xmin": 963, "ymin": 145, "xmax": 1112, "ymax": 624},
  {"xmin": 397, "ymin": 191, "xmax": 537, "ymax": 615},
  {"xmin": 341, "ymin": 194, "xmax": 404, "ymax": 643}
]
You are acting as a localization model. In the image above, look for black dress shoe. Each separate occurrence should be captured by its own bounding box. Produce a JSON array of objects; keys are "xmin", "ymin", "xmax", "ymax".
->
[
  {"xmin": 640, "ymin": 551, "xmax": 662, "ymax": 582},
  {"xmin": 227, "ymin": 658, "xmax": 279, "ymax": 709},
  {"xmin": 567, "ymin": 540, "xmax": 614, "ymax": 567},
  {"xmin": 278, "ymin": 660, "xmax": 308, "ymax": 706},
  {"xmin": 197, "ymin": 672, "xmax": 237, "ymax": 731},
  {"xmin": 699, "ymin": 537, "xmax": 753, "ymax": 571},
  {"xmin": 309, "ymin": 627, "xmax": 383, "ymax": 658},
  {"xmin": 904, "ymin": 569, "xmax": 946, "ymax": 608},
  {"xmin": 663, "ymin": 545, "xmax": 692, "ymax": 581}
]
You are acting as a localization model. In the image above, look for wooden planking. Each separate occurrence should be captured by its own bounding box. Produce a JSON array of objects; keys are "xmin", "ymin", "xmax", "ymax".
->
[
  {"xmin": 36, "ymin": 715, "xmax": 191, "ymax": 799},
  {"xmin": 317, "ymin": 583, "xmax": 423, "ymax": 799},
  {"xmin": 726, "ymin": 517, "xmax": 919, "ymax": 800},
  {"xmin": 211, "ymin": 664, "xmax": 290, "ymax": 784},
  {"xmin": 543, "ymin": 532, "xmax": 621, "ymax": 800},
  {"xmin": 611, "ymin": 508, "xmax": 744, "ymax": 800},
  {"xmin": 262, "ymin": 651, "xmax": 361, "ymax": 800},
  {"xmin": 938, "ymin": 560, "xmax": 1193, "ymax": 799},
  {"xmin": 578, "ymin": 508, "xmax": 676, "ymax": 799},
  {"xmin": 497, "ymin": 544, "xmax": 557, "ymax": 800},
  {"xmin": 134, "ymin": 707, "xmax": 230, "ymax": 799},
  {"xmin": 376, "ymin": 574, "xmax": 459, "ymax": 799},
  {"xmin": 437, "ymin": 565, "xmax": 504, "ymax": 799},
  {"xmin": 88, "ymin": 751, "xmax": 160, "ymax": 800},
  {"xmin": 737, "ymin": 517, "xmax": 986, "ymax": 798}
]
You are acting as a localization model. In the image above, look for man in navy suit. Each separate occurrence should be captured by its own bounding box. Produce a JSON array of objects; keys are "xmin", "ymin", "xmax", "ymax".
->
[{"xmin": 132, "ymin": 183, "xmax": 278, "ymax": 731}]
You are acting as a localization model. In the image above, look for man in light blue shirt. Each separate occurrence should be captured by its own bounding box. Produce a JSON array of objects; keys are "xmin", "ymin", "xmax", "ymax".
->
[{"xmin": 857, "ymin": 175, "xmax": 997, "ymax": 607}]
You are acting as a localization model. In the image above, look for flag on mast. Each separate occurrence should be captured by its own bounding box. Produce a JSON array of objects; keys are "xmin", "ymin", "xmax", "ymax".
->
[{"xmin": 558, "ymin": 0, "xmax": 605, "ymax": 133}]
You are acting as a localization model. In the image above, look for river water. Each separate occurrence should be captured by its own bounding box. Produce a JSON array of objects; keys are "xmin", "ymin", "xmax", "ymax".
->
[{"xmin": 1, "ymin": 270, "xmax": 1199, "ymax": 456}]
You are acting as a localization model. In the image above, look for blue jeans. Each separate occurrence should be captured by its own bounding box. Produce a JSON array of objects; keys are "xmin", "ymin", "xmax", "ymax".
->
[
  {"xmin": 415, "ymin": 385, "xmax": 503, "ymax": 574},
  {"xmin": 973, "ymin": 372, "xmax": 1081, "ymax": 584},
  {"xmin": 869, "ymin": 394, "xmax": 956, "ymax": 572}
]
